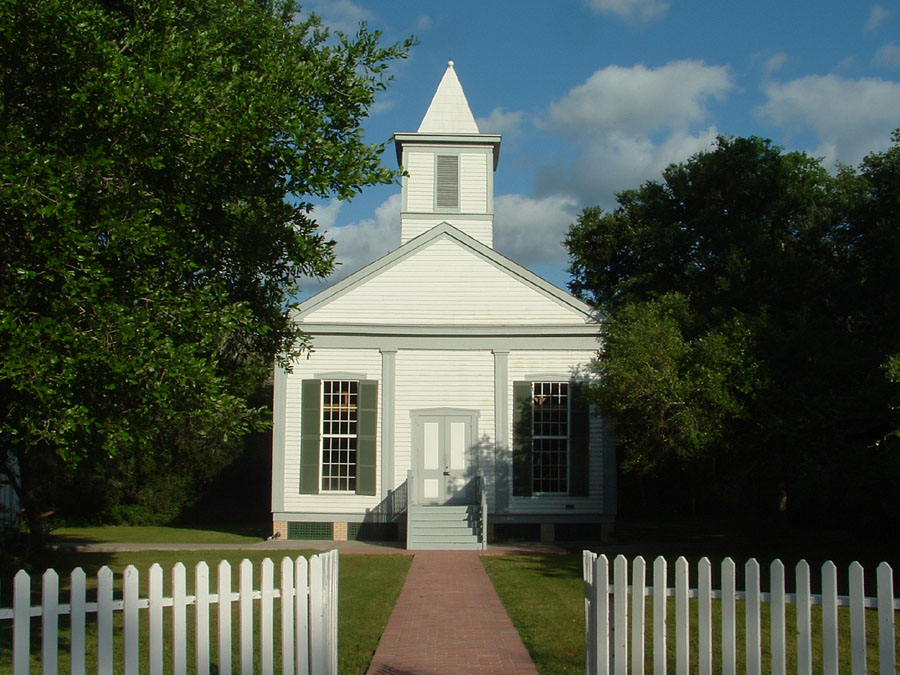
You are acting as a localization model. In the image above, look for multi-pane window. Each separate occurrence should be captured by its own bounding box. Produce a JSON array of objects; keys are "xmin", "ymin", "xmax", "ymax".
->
[
  {"xmin": 532, "ymin": 382, "xmax": 568, "ymax": 493},
  {"xmin": 321, "ymin": 380, "xmax": 358, "ymax": 491}
]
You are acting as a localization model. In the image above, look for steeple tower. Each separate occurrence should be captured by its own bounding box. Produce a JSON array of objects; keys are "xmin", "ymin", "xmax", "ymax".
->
[{"xmin": 393, "ymin": 62, "xmax": 501, "ymax": 247}]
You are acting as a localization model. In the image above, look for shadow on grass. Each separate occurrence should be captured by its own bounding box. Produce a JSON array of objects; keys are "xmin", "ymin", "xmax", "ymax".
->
[{"xmin": 535, "ymin": 516, "xmax": 900, "ymax": 596}]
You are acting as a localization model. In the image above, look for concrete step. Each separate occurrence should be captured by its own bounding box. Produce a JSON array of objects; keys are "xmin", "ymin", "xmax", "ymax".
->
[
  {"xmin": 407, "ymin": 541, "xmax": 484, "ymax": 551},
  {"xmin": 407, "ymin": 504, "xmax": 484, "ymax": 550}
]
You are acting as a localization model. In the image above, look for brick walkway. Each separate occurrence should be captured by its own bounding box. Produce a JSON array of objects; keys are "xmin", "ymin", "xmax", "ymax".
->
[{"xmin": 366, "ymin": 551, "xmax": 539, "ymax": 675}]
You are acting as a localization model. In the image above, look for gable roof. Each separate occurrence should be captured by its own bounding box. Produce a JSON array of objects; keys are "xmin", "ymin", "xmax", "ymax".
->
[
  {"xmin": 297, "ymin": 223, "xmax": 596, "ymax": 327},
  {"xmin": 418, "ymin": 61, "xmax": 479, "ymax": 134}
]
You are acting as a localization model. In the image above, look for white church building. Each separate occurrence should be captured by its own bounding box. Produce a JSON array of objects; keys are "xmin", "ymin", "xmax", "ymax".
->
[{"xmin": 271, "ymin": 62, "xmax": 615, "ymax": 548}]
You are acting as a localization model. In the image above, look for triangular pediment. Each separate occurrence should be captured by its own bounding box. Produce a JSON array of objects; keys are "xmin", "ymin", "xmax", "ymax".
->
[{"xmin": 298, "ymin": 224, "xmax": 595, "ymax": 327}]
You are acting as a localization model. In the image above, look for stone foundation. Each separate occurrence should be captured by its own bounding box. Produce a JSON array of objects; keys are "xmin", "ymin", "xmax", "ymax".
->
[
  {"xmin": 333, "ymin": 522, "xmax": 348, "ymax": 541},
  {"xmin": 272, "ymin": 520, "xmax": 287, "ymax": 540}
]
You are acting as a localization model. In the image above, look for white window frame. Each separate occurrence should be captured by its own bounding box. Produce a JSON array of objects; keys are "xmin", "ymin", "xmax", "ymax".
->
[
  {"xmin": 531, "ymin": 381, "xmax": 570, "ymax": 494},
  {"xmin": 320, "ymin": 379, "xmax": 359, "ymax": 493}
]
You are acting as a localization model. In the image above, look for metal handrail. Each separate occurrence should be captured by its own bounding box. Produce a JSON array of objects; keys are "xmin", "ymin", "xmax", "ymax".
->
[{"xmin": 476, "ymin": 470, "xmax": 488, "ymax": 550}]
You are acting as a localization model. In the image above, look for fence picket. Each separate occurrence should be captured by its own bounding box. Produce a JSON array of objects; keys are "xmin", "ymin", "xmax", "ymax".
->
[
  {"xmin": 240, "ymin": 559, "xmax": 253, "ymax": 674},
  {"xmin": 876, "ymin": 561, "xmax": 896, "ymax": 674},
  {"xmin": 123, "ymin": 565, "xmax": 140, "ymax": 674},
  {"xmin": 328, "ymin": 550, "xmax": 339, "ymax": 674},
  {"xmin": 173, "ymin": 563, "xmax": 188, "ymax": 675},
  {"xmin": 218, "ymin": 561, "xmax": 233, "ymax": 675},
  {"xmin": 613, "ymin": 555, "xmax": 628, "ymax": 675},
  {"xmin": 796, "ymin": 560, "xmax": 812, "ymax": 675},
  {"xmin": 309, "ymin": 553, "xmax": 325, "ymax": 674},
  {"xmin": 261, "ymin": 558, "xmax": 275, "ymax": 675},
  {"xmin": 295, "ymin": 556, "xmax": 310, "ymax": 675},
  {"xmin": 70, "ymin": 568, "xmax": 86, "ymax": 675},
  {"xmin": 746, "ymin": 559, "xmax": 761, "ymax": 675},
  {"xmin": 653, "ymin": 556, "xmax": 667, "ymax": 675},
  {"xmin": 631, "ymin": 557, "xmax": 646, "ymax": 675},
  {"xmin": 13, "ymin": 570, "xmax": 29, "ymax": 675},
  {"xmin": 675, "ymin": 556, "xmax": 689, "ymax": 675},
  {"xmin": 149, "ymin": 563, "xmax": 164, "ymax": 675},
  {"xmin": 196, "ymin": 562, "xmax": 211, "ymax": 675},
  {"xmin": 848, "ymin": 561, "xmax": 867, "ymax": 675},
  {"xmin": 822, "ymin": 561, "xmax": 839, "ymax": 675},
  {"xmin": 276, "ymin": 558, "xmax": 292, "ymax": 675},
  {"xmin": 698, "ymin": 557, "xmax": 712, "ymax": 675},
  {"xmin": 97, "ymin": 566, "xmax": 114, "ymax": 674},
  {"xmin": 596, "ymin": 555, "xmax": 610, "ymax": 675},
  {"xmin": 583, "ymin": 551, "xmax": 597, "ymax": 675},
  {"xmin": 721, "ymin": 558, "xmax": 736, "ymax": 675},
  {"xmin": 41, "ymin": 568, "xmax": 59, "ymax": 674},
  {"xmin": 770, "ymin": 559, "xmax": 786, "ymax": 675}
]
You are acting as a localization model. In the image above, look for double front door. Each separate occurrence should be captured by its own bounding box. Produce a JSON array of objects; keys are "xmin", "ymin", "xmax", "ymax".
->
[{"xmin": 412, "ymin": 409, "xmax": 476, "ymax": 505}]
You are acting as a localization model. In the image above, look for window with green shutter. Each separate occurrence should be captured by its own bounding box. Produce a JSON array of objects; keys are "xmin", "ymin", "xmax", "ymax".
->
[
  {"xmin": 299, "ymin": 379, "xmax": 378, "ymax": 496},
  {"xmin": 512, "ymin": 380, "xmax": 590, "ymax": 497}
]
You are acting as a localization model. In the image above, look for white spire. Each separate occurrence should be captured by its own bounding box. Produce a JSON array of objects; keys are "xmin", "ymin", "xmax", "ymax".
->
[{"xmin": 417, "ymin": 61, "xmax": 480, "ymax": 134}]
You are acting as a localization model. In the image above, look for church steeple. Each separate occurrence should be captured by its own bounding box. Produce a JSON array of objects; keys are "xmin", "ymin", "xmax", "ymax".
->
[{"xmin": 393, "ymin": 62, "xmax": 501, "ymax": 247}]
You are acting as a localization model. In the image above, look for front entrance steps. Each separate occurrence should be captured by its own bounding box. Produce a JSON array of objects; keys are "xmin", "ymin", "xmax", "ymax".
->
[{"xmin": 407, "ymin": 504, "xmax": 484, "ymax": 550}]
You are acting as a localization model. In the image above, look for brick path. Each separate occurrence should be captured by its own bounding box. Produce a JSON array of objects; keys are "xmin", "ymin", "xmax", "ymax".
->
[{"xmin": 366, "ymin": 551, "xmax": 539, "ymax": 675}]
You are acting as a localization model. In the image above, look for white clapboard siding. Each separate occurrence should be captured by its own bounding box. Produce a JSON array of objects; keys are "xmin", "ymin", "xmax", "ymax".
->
[
  {"xmin": 400, "ymin": 217, "xmax": 493, "ymax": 247},
  {"xmin": 459, "ymin": 152, "xmax": 488, "ymax": 213},
  {"xmin": 302, "ymin": 237, "xmax": 587, "ymax": 326},
  {"xmin": 281, "ymin": 349, "xmax": 383, "ymax": 514},
  {"xmin": 583, "ymin": 553, "xmax": 900, "ymax": 675},
  {"xmin": 405, "ymin": 151, "xmax": 434, "ymax": 212},
  {"xmin": 0, "ymin": 552, "xmax": 339, "ymax": 675}
]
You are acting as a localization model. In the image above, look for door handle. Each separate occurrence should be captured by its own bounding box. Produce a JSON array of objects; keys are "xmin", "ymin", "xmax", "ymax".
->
[{"xmin": 443, "ymin": 471, "xmax": 451, "ymax": 476}]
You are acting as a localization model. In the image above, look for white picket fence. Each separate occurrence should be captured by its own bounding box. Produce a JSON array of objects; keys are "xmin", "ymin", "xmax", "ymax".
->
[
  {"xmin": 583, "ymin": 552, "xmax": 899, "ymax": 675},
  {"xmin": 0, "ymin": 550, "xmax": 338, "ymax": 674}
]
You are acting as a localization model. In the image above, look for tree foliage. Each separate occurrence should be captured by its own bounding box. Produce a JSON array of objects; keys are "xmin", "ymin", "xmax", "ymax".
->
[
  {"xmin": 567, "ymin": 135, "xmax": 900, "ymax": 523},
  {"xmin": 0, "ymin": 0, "xmax": 412, "ymax": 537}
]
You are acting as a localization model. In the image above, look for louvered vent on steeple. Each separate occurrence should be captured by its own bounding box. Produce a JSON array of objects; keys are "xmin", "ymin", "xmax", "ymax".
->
[{"xmin": 435, "ymin": 155, "xmax": 459, "ymax": 210}]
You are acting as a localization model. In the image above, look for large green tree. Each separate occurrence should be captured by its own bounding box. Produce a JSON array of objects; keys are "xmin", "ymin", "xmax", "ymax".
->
[
  {"xmin": 567, "ymin": 135, "xmax": 900, "ymax": 522},
  {"xmin": 0, "ymin": 0, "xmax": 412, "ymax": 540}
]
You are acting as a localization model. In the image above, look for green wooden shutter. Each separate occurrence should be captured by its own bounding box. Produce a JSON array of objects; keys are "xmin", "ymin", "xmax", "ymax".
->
[
  {"xmin": 300, "ymin": 379, "xmax": 321, "ymax": 494},
  {"xmin": 512, "ymin": 381, "xmax": 533, "ymax": 497},
  {"xmin": 569, "ymin": 382, "xmax": 590, "ymax": 497},
  {"xmin": 355, "ymin": 380, "xmax": 378, "ymax": 496}
]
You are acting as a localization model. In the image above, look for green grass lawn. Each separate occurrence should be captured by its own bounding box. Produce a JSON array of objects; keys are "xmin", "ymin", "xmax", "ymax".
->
[
  {"xmin": 1, "ymin": 547, "xmax": 411, "ymax": 674},
  {"xmin": 46, "ymin": 524, "xmax": 267, "ymax": 545}
]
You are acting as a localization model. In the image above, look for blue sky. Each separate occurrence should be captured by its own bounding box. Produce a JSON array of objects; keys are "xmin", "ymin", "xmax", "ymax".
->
[{"xmin": 300, "ymin": 0, "xmax": 900, "ymax": 295}]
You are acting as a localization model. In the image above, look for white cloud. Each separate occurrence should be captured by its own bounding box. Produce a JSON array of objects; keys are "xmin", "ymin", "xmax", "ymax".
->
[
  {"xmin": 758, "ymin": 74, "xmax": 900, "ymax": 166},
  {"xmin": 309, "ymin": 200, "xmax": 343, "ymax": 229},
  {"xmin": 415, "ymin": 15, "xmax": 433, "ymax": 31},
  {"xmin": 874, "ymin": 42, "xmax": 900, "ymax": 67},
  {"xmin": 537, "ymin": 61, "xmax": 732, "ymax": 204},
  {"xmin": 493, "ymin": 194, "xmax": 582, "ymax": 268},
  {"xmin": 475, "ymin": 108, "xmax": 525, "ymax": 136},
  {"xmin": 585, "ymin": 0, "xmax": 669, "ymax": 20},
  {"xmin": 865, "ymin": 4, "xmax": 890, "ymax": 31},
  {"xmin": 546, "ymin": 61, "xmax": 732, "ymax": 138},
  {"xmin": 303, "ymin": 0, "xmax": 372, "ymax": 34},
  {"xmin": 763, "ymin": 53, "xmax": 788, "ymax": 79}
]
